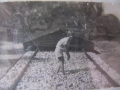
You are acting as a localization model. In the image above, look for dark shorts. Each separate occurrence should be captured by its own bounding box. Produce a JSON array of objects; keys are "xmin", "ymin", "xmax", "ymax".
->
[{"xmin": 58, "ymin": 56, "xmax": 64, "ymax": 62}]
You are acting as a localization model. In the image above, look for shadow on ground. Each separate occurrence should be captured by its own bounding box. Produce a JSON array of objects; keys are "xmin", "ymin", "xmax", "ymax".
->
[{"xmin": 66, "ymin": 67, "xmax": 89, "ymax": 74}]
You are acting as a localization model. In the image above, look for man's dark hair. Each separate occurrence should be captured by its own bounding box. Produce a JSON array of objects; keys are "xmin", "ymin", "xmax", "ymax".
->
[{"xmin": 67, "ymin": 31, "xmax": 74, "ymax": 37}]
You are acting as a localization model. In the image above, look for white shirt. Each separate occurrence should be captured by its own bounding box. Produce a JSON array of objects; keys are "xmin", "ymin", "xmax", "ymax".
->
[{"xmin": 55, "ymin": 37, "xmax": 70, "ymax": 57}]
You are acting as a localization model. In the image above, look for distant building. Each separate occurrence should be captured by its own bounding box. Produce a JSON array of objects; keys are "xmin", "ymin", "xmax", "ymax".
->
[{"xmin": 23, "ymin": 28, "xmax": 99, "ymax": 54}]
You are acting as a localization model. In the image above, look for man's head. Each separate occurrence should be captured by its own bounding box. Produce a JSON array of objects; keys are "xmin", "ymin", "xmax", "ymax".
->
[{"xmin": 67, "ymin": 31, "xmax": 74, "ymax": 38}]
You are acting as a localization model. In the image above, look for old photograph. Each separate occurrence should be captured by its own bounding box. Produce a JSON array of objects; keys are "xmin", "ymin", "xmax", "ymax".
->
[{"xmin": 0, "ymin": 0, "xmax": 120, "ymax": 90}]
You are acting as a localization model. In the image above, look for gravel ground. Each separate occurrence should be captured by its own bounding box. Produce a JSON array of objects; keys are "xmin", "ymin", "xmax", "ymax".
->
[
  {"xmin": 0, "ymin": 51, "xmax": 34, "ymax": 90},
  {"xmin": 0, "ymin": 41, "xmax": 23, "ymax": 79},
  {"xmin": 16, "ymin": 52, "xmax": 112, "ymax": 90},
  {"xmin": 93, "ymin": 40, "xmax": 120, "ymax": 75}
]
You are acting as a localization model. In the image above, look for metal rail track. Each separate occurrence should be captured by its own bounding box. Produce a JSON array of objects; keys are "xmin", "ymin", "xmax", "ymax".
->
[
  {"xmin": 0, "ymin": 50, "xmax": 120, "ymax": 90},
  {"xmin": 83, "ymin": 49, "xmax": 120, "ymax": 87},
  {"xmin": 0, "ymin": 49, "xmax": 39, "ymax": 90}
]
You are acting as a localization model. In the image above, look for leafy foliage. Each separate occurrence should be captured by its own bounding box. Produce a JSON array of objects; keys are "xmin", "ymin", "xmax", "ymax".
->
[{"xmin": 0, "ymin": 2, "xmax": 104, "ymax": 41}]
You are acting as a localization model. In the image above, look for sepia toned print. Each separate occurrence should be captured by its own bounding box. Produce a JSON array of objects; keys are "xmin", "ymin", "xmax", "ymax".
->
[{"xmin": 0, "ymin": 1, "xmax": 120, "ymax": 90}]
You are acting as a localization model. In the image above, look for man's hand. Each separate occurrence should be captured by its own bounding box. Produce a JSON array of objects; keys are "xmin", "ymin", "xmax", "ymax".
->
[{"xmin": 67, "ymin": 54, "xmax": 70, "ymax": 60}]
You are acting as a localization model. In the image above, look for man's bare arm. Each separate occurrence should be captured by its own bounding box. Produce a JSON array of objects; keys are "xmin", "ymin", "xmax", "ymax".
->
[
  {"xmin": 65, "ymin": 37, "xmax": 72, "ymax": 60},
  {"xmin": 65, "ymin": 45, "xmax": 70, "ymax": 60}
]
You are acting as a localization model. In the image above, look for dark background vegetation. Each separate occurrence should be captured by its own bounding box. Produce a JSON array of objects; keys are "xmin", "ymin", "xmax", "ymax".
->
[
  {"xmin": 0, "ymin": 1, "xmax": 120, "ymax": 79},
  {"xmin": 0, "ymin": 1, "xmax": 120, "ymax": 42}
]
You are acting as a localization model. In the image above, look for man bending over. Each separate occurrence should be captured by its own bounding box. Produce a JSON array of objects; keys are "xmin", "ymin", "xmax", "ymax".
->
[{"xmin": 55, "ymin": 31, "xmax": 74, "ymax": 75}]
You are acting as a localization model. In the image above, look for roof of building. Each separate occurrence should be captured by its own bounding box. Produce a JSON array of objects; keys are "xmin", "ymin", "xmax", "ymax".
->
[
  {"xmin": 17, "ymin": 27, "xmax": 80, "ymax": 43},
  {"xmin": 17, "ymin": 27, "xmax": 60, "ymax": 43}
]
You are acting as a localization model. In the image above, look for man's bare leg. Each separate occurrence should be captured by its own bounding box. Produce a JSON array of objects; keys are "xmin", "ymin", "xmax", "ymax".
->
[
  {"xmin": 61, "ymin": 60, "xmax": 65, "ymax": 75},
  {"xmin": 57, "ymin": 61, "xmax": 61, "ymax": 73},
  {"xmin": 57, "ymin": 57, "xmax": 65, "ymax": 75}
]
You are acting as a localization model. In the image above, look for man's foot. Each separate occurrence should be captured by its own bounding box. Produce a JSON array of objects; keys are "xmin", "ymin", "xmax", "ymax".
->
[
  {"xmin": 62, "ymin": 72, "xmax": 65, "ymax": 75},
  {"xmin": 57, "ymin": 71, "xmax": 65, "ymax": 75},
  {"xmin": 57, "ymin": 70, "xmax": 60, "ymax": 73},
  {"xmin": 65, "ymin": 71, "xmax": 71, "ymax": 74}
]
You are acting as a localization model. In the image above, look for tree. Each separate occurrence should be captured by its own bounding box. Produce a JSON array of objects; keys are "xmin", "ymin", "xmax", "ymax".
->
[
  {"xmin": 0, "ymin": 1, "xmax": 103, "ymax": 42},
  {"xmin": 96, "ymin": 14, "xmax": 120, "ymax": 39}
]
